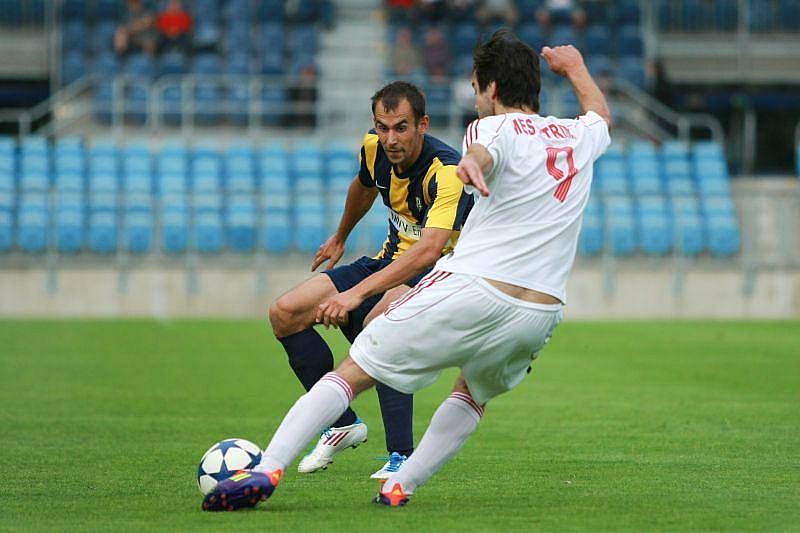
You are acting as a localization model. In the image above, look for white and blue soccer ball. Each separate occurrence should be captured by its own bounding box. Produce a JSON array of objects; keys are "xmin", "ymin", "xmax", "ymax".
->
[{"xmin": 197, "ymin": 438, "xmax": 262, "ymax": 495}]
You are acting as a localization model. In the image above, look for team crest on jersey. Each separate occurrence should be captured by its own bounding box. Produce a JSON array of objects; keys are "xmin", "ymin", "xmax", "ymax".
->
[{"xmin": 416, "ymin": 197, "xmax": 423, "ymax": 211}]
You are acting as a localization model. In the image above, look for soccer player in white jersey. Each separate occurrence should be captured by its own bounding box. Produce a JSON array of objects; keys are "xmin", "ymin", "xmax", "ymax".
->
[{"xmin": 202, "ymin": 30, "xmax": 611, "ymax": 511}]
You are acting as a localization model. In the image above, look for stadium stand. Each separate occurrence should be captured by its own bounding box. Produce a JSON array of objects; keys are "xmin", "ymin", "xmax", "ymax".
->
[{"xmin": 0, "ymin": 136, "xmax": 740, "ymax": 258}]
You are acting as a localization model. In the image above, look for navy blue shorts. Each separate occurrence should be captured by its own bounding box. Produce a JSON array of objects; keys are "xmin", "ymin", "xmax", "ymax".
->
[{"xmin": 324, "ymin": 255, "xmax": 433, "ymax": 343}]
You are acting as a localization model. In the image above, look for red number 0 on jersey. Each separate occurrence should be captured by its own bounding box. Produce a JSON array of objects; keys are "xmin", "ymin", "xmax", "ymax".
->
[{"xmin": 545, "ymin": 146, "xmax": 579, "ymax": 202}]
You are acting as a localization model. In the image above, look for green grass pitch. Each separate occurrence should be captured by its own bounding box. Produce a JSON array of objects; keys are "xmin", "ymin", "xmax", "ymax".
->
[{"xmin": 1, "ymin": 320, "xmax": 798, "ymax": 531}]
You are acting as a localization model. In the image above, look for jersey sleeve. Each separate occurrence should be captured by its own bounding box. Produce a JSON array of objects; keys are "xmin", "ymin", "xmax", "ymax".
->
[
  {"xmin": 462, "ymin": 116, "xmax": 508, "ymax": 177},
  {"xmin": 575, "ymin": 111, "xmax": 611, "ymax": 161},
  {"xmin": 423, "ymin": 165, "xmax": 471, "ymax": 230},
  {"xmin": 358, "ymin": 132, "xmax": 380, "ymax": 187}
]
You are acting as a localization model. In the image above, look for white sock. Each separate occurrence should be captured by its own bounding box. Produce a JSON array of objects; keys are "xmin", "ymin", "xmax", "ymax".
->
[
  {"xmin": 384, "ymin": 392, "xmax": 484, "ymax": 495},
  {"xmin": 255, "ymin": 372, "xmax": 354, "ymax": 473}
]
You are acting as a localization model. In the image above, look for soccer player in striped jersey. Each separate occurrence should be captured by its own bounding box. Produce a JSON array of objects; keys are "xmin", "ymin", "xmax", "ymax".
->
[{"xmin": 266, "ymin": 81, "xmax": 474, "ymax": 478}]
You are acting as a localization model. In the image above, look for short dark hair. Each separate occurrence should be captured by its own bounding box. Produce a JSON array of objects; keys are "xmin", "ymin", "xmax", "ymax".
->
[
  {"xmin": 473, "ymin": 29, "xmax": 541, "ymax": 112},
  {"xmin": 371, "ymin": 81, "xmax": 426, "ymax": 124}
]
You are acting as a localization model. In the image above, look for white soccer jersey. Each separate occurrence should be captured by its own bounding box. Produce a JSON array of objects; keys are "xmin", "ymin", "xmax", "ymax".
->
[{"xmin": 437, "ymin": 111, "xmax": 611, "ymax": 303}]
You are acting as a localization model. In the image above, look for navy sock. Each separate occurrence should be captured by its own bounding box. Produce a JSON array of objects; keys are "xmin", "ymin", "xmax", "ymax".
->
[
  {"xmin": 277, "ymin": 328, "xmax": 358, "ymax": 427},
  {"xmin": 376, "ymin": 382, "xmax": 414, "ymax": 456}
]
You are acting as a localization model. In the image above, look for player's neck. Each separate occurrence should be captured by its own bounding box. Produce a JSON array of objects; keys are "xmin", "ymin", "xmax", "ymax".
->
[{"xmin": 493, "ymin": 102, "xmax": 536, "ymax": 116}]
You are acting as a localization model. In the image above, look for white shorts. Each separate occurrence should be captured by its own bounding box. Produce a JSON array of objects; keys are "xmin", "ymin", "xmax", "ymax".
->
[{"xmin": 349, "ymin": 271, "xmax": 563, "ymax": 405}]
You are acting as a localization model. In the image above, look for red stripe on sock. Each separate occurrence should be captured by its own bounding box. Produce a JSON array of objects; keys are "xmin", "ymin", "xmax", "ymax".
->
[
  {"xmin": 320, "ymin": 372, "xmax": 354, "ymax": 402},
  {"xmin": 449, "ymin": 392, "xmax": 484, "ymax": 417}
]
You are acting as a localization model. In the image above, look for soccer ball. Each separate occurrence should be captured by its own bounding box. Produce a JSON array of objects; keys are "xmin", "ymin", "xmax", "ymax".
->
[{"xmin": 197, "ymin": 438, "xmax": 262, "ymax": 495}]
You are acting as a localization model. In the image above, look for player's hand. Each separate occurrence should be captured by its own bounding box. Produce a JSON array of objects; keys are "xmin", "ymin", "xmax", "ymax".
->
[
  {"xmin": 456, "ymin": 156, "xmax": 489, "ymax": 197},
  {"xmin": 541, "ymin": 45, "xmax": 587, "ymax": 78},
  {"xmin": 311, "ymin": 234, "xmax": 345, "ymax": 271},
  {"xmin": 316, "ymin": 289, "xmax": 363, "ymax": 329}
]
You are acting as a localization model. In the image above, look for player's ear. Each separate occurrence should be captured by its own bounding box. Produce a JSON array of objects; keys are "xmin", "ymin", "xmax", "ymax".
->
[
  {"xmin": 490, "ymin": 81, "xmax": 498, "ymax": 101},
  {"xmin": 417, "ymin": 114, "xmax": 430, "ymax": 134}
]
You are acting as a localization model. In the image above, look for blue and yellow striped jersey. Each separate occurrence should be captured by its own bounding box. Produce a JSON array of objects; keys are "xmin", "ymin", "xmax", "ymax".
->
[{"xmin": 358, "ymin": 130, "xmax": 474, "ymax": 261}]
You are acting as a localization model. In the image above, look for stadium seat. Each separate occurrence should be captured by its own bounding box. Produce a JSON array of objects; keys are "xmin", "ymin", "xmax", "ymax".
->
[
  {"xmin": 194, "ymin": 212, "xmax": 224, "ymax": 253},
  {"xmin": 578, "ymin": 198, "xmax": 604, "ymax": 256},
  {"xmin": 159, "ymin": 50, "xmax": 188, "ymax": 77},
  {"xmin": 617, "ymin": 56, "xmax": 647, "ymax": 89},
  {"xmin": 604, "ymin": 196, "xmax": 636, "ymax": 256},
  {"xmin": 262, "ymin": 210, "xmax": 291, "ymax": 253},
  {"xmin": 55, "ymin": 206, "xmax": 84, "ymax": 253},
  {"xmin": 159, "ymin": 207, "xmax": 187, "ymax": 254},
  {"xmin": 0, "ymin": 210, "xmax": 12, "ymax": 252},
  {"xmin": 706, "ymin": 215, "xmax": 740, "ymax": 256},
  {"xmin": 618, "ymin": 0, "xmax": 641, "ymax": 25},
  {"xmin": 681, "ymin": 0, "xmax": 711, "ymax": 31},
  {"xmin": 597, "ymin": 158, "xmax": 629, "ymax": 196},
  {"xmin": 294, "ymin": 208, "xmax": 325, "ymax": 253},
  {"xmin": 88, "ymin": 210, "xmax": 117, "ymax": 254},
  {"xmin": 292, "ymin": 143, "xmax": 324, "ymax": 178},
  {"xmin": 672, "ymin": 196, "xmax": 705, "ymax": 255},
  {"xmin": 637, "ymin": 196, "xmax": 672, "ymax": 256},
  {"xmin": 749, "ymin": 0, "xmax": 775, "ymax": 31},
  {"xmin": 123, "ymin": 210, "xmax": 153, "ymax": 254},
  {"xmin": 62, "ymin": 19, "xmax": 86, "ymax": 54},
  {"xmin": 61, "ymin": 50, "xmax": 87, "ymax": 86},
  {"xmin": 159, "ymin": 173, "xmax": 187, "ymax": 195},
  {"xmin": 89, "ymin": 171, "xmax": 118, "ymax": 194},
  {"xmin": 20, "ymin": 171, "xmax": 48, "ymax": 193},
  {"xmin": 618, "ymin": 25, "xmax": 643, "ymax": 56},
  {"xmin": 91, "ymin": 20, "xmax": 117, "ymax": 55},
  {"xmin": 0, "ymin": 188, "xmax": 13, "ymax": 212},
  {"xmin": 714, "ymin": 0, "xmax": 738, "ymax": 30},
  {"xmin": 548, "ymin": 25, "xmax": 580, "ymax": 49},
  {"xmin": 584, "ymin": 26, "xmax": 611, "ymax": 56},
  {"xmin": 256, "ymin": 0, "xmax": 285, "ymax": 19},
  {"xmin": 779, "ymin": 0, "xmax": 800, "ymax": 30},
  {"xmin": 453, "ymin": 22, "xmax": 480, "ymax": 56},
  {"xmin": 227, "ymin": 199, "xmax": 257, "ymax": 252},
  {"xmin": 17, "ymin": 207, "xmax": 48, "ymax": 253}
]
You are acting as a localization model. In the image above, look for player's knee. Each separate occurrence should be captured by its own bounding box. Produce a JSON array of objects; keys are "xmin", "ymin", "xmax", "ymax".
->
[
  {"xmin": 452, "ymin": 375, "xmax": 471, "ymax": 396},
  {"xmin": 268, "ymin": 296, "xmax": 298, "ymax": 338}
]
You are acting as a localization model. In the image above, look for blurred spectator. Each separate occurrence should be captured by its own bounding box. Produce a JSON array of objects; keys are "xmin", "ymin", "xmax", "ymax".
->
[
  {"xmin": 391, "ymin": 27, "xmax": 422, "ymax": 76},
  {"xmin": 289, "ymin": 65, "xmax": 318, "ymax": 127},
  {"xmin": 114, "ymin": 0, "xmax": 157, "ymax": 57},
  {"xmin": 386, "ymin": 0, "xmax": 417, "ymax": 23},
  {"xmin": 476, "ymin": 0, "xmax": 518, "ymax": 27},
  {"xmin": 156, "ymin": 0, "xmax": 193, "ymax": 54},
  {"xmin": 423, "ymin": 27, "xmax": 452, "ymax": 79},
  {"xmin": 537, "ymin": 0, "xmax": 586, "ymax": 29},
  {"xmin": 418, "ymin": 0, "xmax": 448, "ymax": 23}
]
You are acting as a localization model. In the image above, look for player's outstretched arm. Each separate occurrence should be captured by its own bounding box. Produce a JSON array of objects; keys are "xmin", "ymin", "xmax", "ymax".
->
[
  {"xmin": 541, "ymin": 45, "xmax": 612, "ymax": 129},
  {"xmin": 311, "ymin": 177, "xmax": 378, "ymax": 271},
  {"xmin": 456, "ymin": 144, "xmax": 493, "ymax": 197}
]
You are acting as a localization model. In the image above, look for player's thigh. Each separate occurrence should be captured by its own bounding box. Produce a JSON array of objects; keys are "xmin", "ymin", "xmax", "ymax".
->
[
  {"xmin": 270, "ymin": 273, "xmax": 339, "ymax": 321},
  {"xmin": 363, "ymin": 284, "xmax": 411, "ymax": 326}
]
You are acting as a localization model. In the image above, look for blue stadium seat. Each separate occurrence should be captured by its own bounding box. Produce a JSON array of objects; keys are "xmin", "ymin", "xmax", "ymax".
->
[
  {"xmin": 88, "ymin": 211, "xmax": 117, "ymax": 253},
  {"xmin": 19, "ymin": 192, "xmax": 48, "ymax": 212},
  {"xmin": 194, "ymin": 212, "xmax": 224, "ymax": 253},
  {"xmin": 294, "ymin": 208, "xmax": 325, "ymax": 253},
  {"xmin": 681, "ymin": 0, "xmax": 711, "ymax": 30},
  {"xmin": 714, "ymin": 0, "xmax": 738, "ymax": 30},
  {"xmin": 161, "ymin": 208, "xmax": 188, "ymax": 254},
  {"xmin": 262, "ymin": 211, "xmax": 291, "ymax": 253},
  {"xmin": 62, "ymin": 19, "xmax": 86, "ymax": 54},
  {"xmin": 55, "ymin": 151, "xmax": 85, "ymax": 174},
  {"xmin": 597, "ymin": 158, "xmax": 628, "ymax": 196},
  {"xmin": 160, "ymin": 139, "xmax": 188, "ymax": 158},
  {"xmin": 584, "ymin": 26, "xmax": 611, "ymax": 56},
  {"xmin": 17, "ymin": 208, "xmax": 48, "ymax": 253},
  {"xmin": 618, "ymin": 0, "xmax": 641, "ymax": 25},
  {"xmin": 159, "ymin": 173, "xmax": 187, "ymax": 195},
  {"xmin": 578, "ymin": 198, "xmax": 604, "ymax": 256},
  {"xmin": 20, "ymin": 137, "xmax": 47, "ymax": 156},
  {"xmin": 227, "ymin": 198, "xmax": 257, "ymax": 252},
  {"xmin": 630, "ymin": 140, "xmax": 660, "ymax": 161},
  {"xmin": 193, "ymin": 192, "xmax": 223, "ymax": 213},
  {"xmin": 61, "ymin": 50, "xmax": 87, "ymax": 86},
  {"xmin": 672, "ymin": 196, "xmax": 705, "ymax": 255},
  {"xmin": 226, "ymin": 53, "xmax": 252, "ymax": 124},
  {"xmin": 20, "ymin": 171, "xmax": 48, "ymax": 193},
  {"xmin": 779, "ymin": 0, "xmax": 800, "ymax": 29},
  {"xmin": 706, "ymin": 215, "xmax": 740, "ymax": 256},
  {"xmin": 637, "ymin": 196, "xmax": 672, "ymax": 255},
  {"xmin": 520, "ymin": 23, "xmax": 545, "ymax": 55},
  {"xmin": 0, "ymin": 210, "xmax": 12, "ymax": 252},
  {"xmin": 750, "ymin": 0, "xmax": 775, "ymax": 31},
  {"xmin": 193, "ymin": 139, "xmax": 219, "ymax": 160},
  {"xmin": 617, "ymin": 56, "xmax": 646, "ymax": 88},
  {"xmin": 61, "ymin": 0, "xmax": 86, "ymax": 20},
  {"xmin": 159, "ymin": 153, "xmax": 187, "ymax": 177},
  {"xmin": 257, "ymin": 0, "xmax": 285, "ymax": 19},
  {"xmin": 604, "ymin": 196, "xmax": 636, "ymax": 256},
  {"xmin": 261, "ymin": 83, "xmax": 286, "ymax": 125},
  {"xmin": 629, "ymin": 157, "xmax": 662, "ymax": 196},
  {"xmin": 89, "ymin": 171, "xmax": 118, "ymax": 194},
  {"xmin": 453, "ymin": 22, "xmax": 480, "ymax": 55},
  {"xmin": 0, "ymin": 171, "xmax": 13, "ymax": 194},
  {"xmin": 124, "ymin": 191, "xmax": 152, "ymax": 213},
  {"xmin": 194, "ymin": 173, "xmax": 223, "ymax": 194},
  {"xmin": 91, "ymin": 20, "xmax": 117, "ymax": 55},
  {"xmin": 701, "ymin": 195, "xmax": 736, "ymax": 217},
  {"xmin": 95, "ymin": 0, "xmax": 120, "ymax": 20},
  {"xmin": 293, "ymin": 143, "xmax": 323, "ymax": 178},
  {"xmin": 192, "ymin": 55, "xmax": 223, "ymax": 125},
  {"xmin": 618, "ymin": 25, "xmax": 643, "ymax": 56},
  {"xmin": 55, "ymin": 171, "xmax": 84, "ymax": 193},
  {"xmin": 548, "ymin": 25, "xmax": 580, "ymax": 48},
  {"xmin": 90, "ymin": 151, "xmax": 118, "ymax": 175},
  {"xmin": 223, "ymin": 21, "xmax": 252, "ymax": 55},
  {"xmin": 91, "ymin": 139, "xmax": 118, "ymax": 157},
  {"xmin": 0, "ymin": 188, "xmax": 13, "ymax": 212},
  {"xmin": 662, "ymin": 140, "xmax": 690, "ymax": 160},
  {"xmin": 159, "ymin": 50, "xmax": 188, "ymax": 76},
  {"xmin": 123, "ymin": 210, "xmax": 153, "ymax": 254},
  {"xmin": 55, "ymin": 207, "xmax": 83, "ymax": 253},
  {"xmin": 425, "ymin": 79, "xmax": 452, "ymax": 124}
]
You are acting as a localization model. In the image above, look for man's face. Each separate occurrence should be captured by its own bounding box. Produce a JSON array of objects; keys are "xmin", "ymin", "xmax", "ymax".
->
[
  {"xmin": 373, "ymin": 98, "xmax": 428, "ymax": 167},
  {"xmin": 471, "ymin": 71, "xmax": 495, "ymax": 119}
]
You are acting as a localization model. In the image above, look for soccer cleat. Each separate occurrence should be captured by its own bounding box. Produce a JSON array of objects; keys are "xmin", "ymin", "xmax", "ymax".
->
[
  {"xmin": 370, "ymin": 451, "xmax": 408, "ymax": 479},
  {"xmin": 297, "ymin": 419, "xmax": 368, "ymax": 473},
  {"xmin": 373, "ymin": 481, "xmax": 410, "ymax": 507},
  {"xmin": 201, "ymin": 469, "xmax": 282, "ymax": 512}
]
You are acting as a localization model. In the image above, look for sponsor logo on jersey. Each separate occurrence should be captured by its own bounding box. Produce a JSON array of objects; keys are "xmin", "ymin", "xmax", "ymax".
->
[{"xmin": 388, "ymin": 209, "xmax": 422, "ymax": 240}]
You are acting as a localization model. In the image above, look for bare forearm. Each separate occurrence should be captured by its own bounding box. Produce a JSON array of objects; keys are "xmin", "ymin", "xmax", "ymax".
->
[
  {"xmin": 567, "ymin": 66, "xmax": 612, "ymax": 127},
  {"xmin": 351, "ymin": 243, "xmax": 441, "ymax": 300},
  {"xmin": 336, "ymin": 179, "xmax": 377, "ymax": 241}
]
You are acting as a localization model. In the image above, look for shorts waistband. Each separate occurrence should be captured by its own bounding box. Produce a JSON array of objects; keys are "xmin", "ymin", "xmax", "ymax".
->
[{"xmin": 471, "ymin": 276, "xmax": 564, "ymax": 312}]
